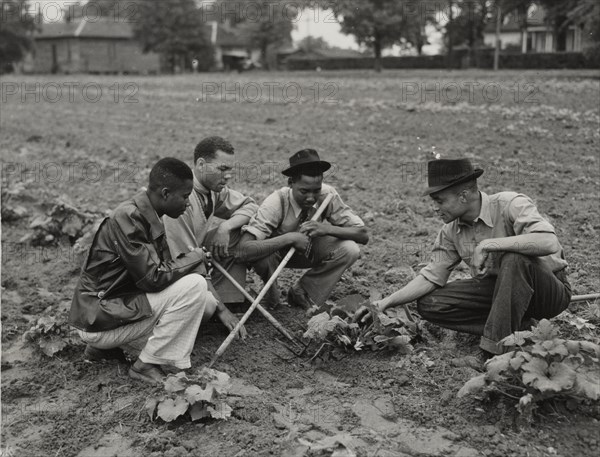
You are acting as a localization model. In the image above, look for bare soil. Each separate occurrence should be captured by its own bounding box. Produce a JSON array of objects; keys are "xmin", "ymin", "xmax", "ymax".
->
[{"xmin": 1, "ymin": 70, "xmax": 599, "ymax": 457}]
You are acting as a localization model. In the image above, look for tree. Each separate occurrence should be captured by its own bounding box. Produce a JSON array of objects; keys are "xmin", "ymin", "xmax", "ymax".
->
[
  {"xmin": 445, "ymin": 0, "xmax": 489, "ymax": 65},
  {"xmin": 207, "ymin": 0, "xmax": 296, "ymax": 69},
  {"xmin": 0, "ymin": 0, "xmax": 37, "ymax": 73},
  {"xmin": 324, "ymin": 0, "xmax": 426, "ymax": 72},
  {"xmin": 297, "ymin": 35, "xmax": 331, "ymax": 52},
  {"xmin": 133, "ymin": 0, "xmax": 214, "ymax": 72}
]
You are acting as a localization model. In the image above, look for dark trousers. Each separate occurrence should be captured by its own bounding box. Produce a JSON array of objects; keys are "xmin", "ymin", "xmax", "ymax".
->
[{"xmin": 417, "ymin": 253, "xmax": 571, "ymax": 354}]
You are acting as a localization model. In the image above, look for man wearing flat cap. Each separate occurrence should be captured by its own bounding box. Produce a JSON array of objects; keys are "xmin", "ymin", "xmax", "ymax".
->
[
  {"xmin": 239, "ymin": 149, "xmax": 369, "ymax": 309},
  {"xmin": 355, "ymin": 158, "xmax": 571, "ymax": 357}
]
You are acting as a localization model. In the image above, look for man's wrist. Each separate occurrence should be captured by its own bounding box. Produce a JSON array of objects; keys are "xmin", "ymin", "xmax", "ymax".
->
[{"xmin": 217, "ymin": 223, "xmax": 232, "ymax": 233}]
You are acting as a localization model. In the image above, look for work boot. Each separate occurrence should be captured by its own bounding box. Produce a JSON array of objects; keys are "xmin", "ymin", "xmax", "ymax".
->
[
  {"xmin": 287, "ymin": 284, "xmax": 314, "ymax": 310},
  {"xmin": 84, "ymin": 344, "xmax": 128, "ymax": 363}
]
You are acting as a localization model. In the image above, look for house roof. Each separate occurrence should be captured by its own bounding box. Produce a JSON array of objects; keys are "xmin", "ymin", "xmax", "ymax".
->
[
  {"xmin": 35, "ymin": 18, "xmax": 134, "ymax": 40},
  {"xmin": 286, "ymin": 48, "xmax": 365, "ymax": 60},
  {"xmin": 483, "ymin": 3, "xmax": 546, "ymax": 34}
]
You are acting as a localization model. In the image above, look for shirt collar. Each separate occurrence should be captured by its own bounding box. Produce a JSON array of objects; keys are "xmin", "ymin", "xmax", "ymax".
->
[
  {"xmin": 133, "ymin": 191, "xmax": 165, "ymax": 240},
  {"xmin": 456, "ymin": 191, "xmax": 493, "ymax": 233},
  {"xmin": 193, "ymin": 175, "xmax": 210, "ymax": 196}
]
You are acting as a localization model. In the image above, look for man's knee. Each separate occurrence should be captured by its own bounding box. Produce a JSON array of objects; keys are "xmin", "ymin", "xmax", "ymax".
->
[
  {"xmin": 416, "ymin": 293, "xmax": 437, "ymax": 320},
  {"xmin": 177, "ymin": 273, "xmax": 208, "ymax": 304},
  {"xmin": 499, "ymin": 252, "xmax": 533, "ymax": 268},
  {"xmin": 337, "ymin": 241, "xmax": 360, "ymax": 263}
]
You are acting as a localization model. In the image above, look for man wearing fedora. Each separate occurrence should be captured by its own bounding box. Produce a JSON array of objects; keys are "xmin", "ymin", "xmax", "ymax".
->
[
  {"xmin": 238, "ymin": 149, "xmax": 369, "ymax": 309},
  {"xmin": 355, "ymin": 158, "xmax": 571, "ymax": 357}
]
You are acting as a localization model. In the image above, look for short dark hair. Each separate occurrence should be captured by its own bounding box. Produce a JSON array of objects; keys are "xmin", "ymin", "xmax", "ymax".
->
[
  {"xmin": 288, "ymin": 164, "xmax": 324, "ymax": 183},
  {"xmin": 194, "ymin": 136, "xmax": 234, "ymax": 163},
  {"xmin": 148, "ymin": 157, "xmax": 193, "ymax": 191}
]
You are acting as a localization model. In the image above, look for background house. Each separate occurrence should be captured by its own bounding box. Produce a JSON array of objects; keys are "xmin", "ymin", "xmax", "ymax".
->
[
  {"xmin": 483, "ymin": 4, "xmax": 586, "ymax": 53},
  {"xmin": 205, "ymin": 21, "xmax": 261, "ymax": 71},
  {"xmin": 31, "ymin": 18, "xmax": 160, "ymax": 74}
]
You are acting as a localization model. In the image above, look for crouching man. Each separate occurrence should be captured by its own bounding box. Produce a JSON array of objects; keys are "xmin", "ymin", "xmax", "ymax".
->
[
  {"xmin": 354, "ymin": 158, "xmax": 571, "ymax": 357},
  {"xmin": 238, "ymin": 149, "xmax": 369, "ymax": 309},
  {"xmin": 69, "ymin": 158, "xmax": 245, "ymax": 385}
]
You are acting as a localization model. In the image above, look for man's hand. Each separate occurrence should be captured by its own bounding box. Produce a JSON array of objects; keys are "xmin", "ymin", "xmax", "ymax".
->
[
  {"xmin": 286, "ymin": 232, "xmax": 311, "ymax": 253},
  {"xmin": 300, "ymin": 221, "xmax": 329, "ymax": 238},
  {"xmin": 352, "ymin": 300, "xmax": 385, "ymax": 324},
  {"xmin": 208, "ymin": 226, "xmax": 231, "ymax": 261},
  {"xmin": 473, "ymin": 242, "xmax": 491, "ymax": 277},
  {"xmin": 189, "ymin": 246, "xmax": 211, "ymax": 263},
  {"xmin": 217, "ymin": 306, "xmax": 248, "ymax": 339}
]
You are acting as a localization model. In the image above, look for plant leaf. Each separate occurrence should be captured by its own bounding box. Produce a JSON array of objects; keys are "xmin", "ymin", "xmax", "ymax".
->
[
  {"xmin": 198, "ymin": 368, "xmax": 231, "ymax": 395},
  {"xmin": 163, "ymin": 373, "xmax": 188, "ymax": 393},
  {"xmin": 38, "ymin": 315, "xmax": 57, "ymax": 333},
  {"xmin": 457, "ymin": 374, "xmax": 487, "ymax": 398},
  {"xmin": 579, "ymin": 341, "xmax": 600, "ymax": 358},
  {"xmin": 501, "ymin": 331, "xmax": 532, "ymax": 347},
  {"xmin": 39, "ymin": 335, "xmax": 67, "ymax": 356},
  {"xmin": 185, "ymin": 385, "xmax": 214, "ymax": 404},
  {"xmin": 523, "ymin": 359, "xmax": 576, "ymax": 393},
  {"xmin": 207, "ymin": 402, "xmax": 233, "ymax": 420},
  {"xmin": 157, "ymin": 397, "xmax": 189, "ymax": 422},
  {"xmin": 143, "ymin": 398, "xmax": 159, "ymax": 420},
  {"xmin": 573, "ymin": 369, "xmax": 600, "ymax": 400},
  {"xmin": 303, "ymin": 312, "xmax": 347, "ymax": 340},
  {"xmin": 530, "ymin": 319, "xmax": 558, "ymax": 342},
  {"xmin": 189, "ymin": 402, "xmax": 211, "ymax": 421},
  {"xmin": 485, "ymin": 352, "xmax": 513, "ymax": 381}
]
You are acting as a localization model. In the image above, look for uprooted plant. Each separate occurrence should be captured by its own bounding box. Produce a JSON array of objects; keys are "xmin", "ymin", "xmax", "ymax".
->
[
  {"xmin": 303, "ymin": 292, "xmax": 422, "ymax": 360},
  {"xmin": 458, "ymin": 319, "xmax": 600, "ymax": 418},
  {"xmin": 22, "ymin": 315, "xmax": 81, "ymax": 357},
  {"xmin": 144, "ymin": 368, "xmax": 233, "ymax": 422}
]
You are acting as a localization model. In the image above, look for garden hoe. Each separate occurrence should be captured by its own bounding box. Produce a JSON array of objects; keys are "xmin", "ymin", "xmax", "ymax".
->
[
  {"xmin": 208, "ymin": 193, "xmax": 334, "ymax": 367},
  {"xmin": 210, "ymin": 259, "xmax": 308, "ymax": 356}
]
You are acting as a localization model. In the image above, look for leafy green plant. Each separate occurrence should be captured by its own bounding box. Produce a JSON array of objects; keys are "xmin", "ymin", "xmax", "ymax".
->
[
  {"xmin": 303, "ymin": 295, "xmax": 421, "ymax": 359},
  {"xmin": 144, "ymin": 368, "xmax": 233, "ymax": 422},
  {"xmin": 22, "ymin": 315, "xmax": 80, "ymax": 357},
  {"xmin": 458, "ymin": 319, "xmax": 600, "ymax": 416}
]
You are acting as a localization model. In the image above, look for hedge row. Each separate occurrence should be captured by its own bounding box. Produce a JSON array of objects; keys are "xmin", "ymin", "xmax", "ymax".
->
[{"xmin": 285, "ymin": 51, "xmax": 598, "ymax": 71}]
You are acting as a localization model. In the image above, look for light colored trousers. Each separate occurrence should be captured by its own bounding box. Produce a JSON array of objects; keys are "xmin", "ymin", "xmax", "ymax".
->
[{"xmin": 78, "ymin": 274, "xmax": 216, "ymax": 369}]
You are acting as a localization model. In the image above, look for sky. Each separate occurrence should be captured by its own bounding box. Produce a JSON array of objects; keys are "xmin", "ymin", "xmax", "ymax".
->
[{"xmin": 31, "ymin": 1, "xmax": 442, "ymax": 55}]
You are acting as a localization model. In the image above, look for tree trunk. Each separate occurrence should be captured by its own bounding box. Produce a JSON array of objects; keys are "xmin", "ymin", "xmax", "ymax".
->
[
  {"xmin": 447, "ymin": 0, "xmax": 454, "ymax": 68},
  {"xmin": 494, "ymin": 3, "xmax": 502, "ymax": 71},
  {"xmin": 373, "ymin": 33, "xmax": 382, "ymax": 72}
]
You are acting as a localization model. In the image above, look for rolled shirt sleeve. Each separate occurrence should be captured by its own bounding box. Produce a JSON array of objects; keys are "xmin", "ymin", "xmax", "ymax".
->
[
  {"xmin": 242, "ymin": 191, "xmax": 283, "ymax": 241},
  {"xmin": 419, "ymin": 226, "xmax": 462, "ymax": 287},
  {"xmin": 322, "ymin": 185, "xmax": 365, "ymax": 228},
  {"xmin": 506, "ymin": 195, "xmax": 556, "ymax": 235},
  {"xmin": 214, "ymin": 187, "xmax": 258, "ymax": 220}
]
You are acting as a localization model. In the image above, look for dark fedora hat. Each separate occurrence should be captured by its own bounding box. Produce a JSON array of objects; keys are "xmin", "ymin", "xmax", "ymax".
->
[
  {"xmin": 282, "ymin": 148, "xmax": 331, "ymax": 177},
  {"xmin": 423, "ymin": 158, "xmax": 483, "ymax": 196}
]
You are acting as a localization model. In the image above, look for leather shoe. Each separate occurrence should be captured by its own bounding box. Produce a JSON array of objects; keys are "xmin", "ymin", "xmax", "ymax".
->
[
  {"xmin": 84, "ymin": 344, "xmax": 128, "ymax": 363},
  {"xmin": 287, "ymin": 284, "xmax": 314, "ymax": 310}
]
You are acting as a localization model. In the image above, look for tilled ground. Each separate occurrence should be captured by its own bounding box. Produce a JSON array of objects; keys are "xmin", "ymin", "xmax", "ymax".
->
[{"xmin": 1, "ymin": 70, "xmax": 599, "ymax": 457}]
